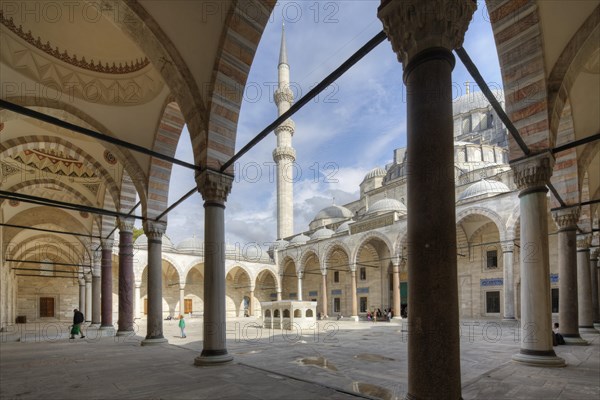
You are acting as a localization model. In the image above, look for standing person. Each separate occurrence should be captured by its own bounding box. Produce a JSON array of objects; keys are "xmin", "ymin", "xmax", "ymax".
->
[
  {"xmin": 71, "ymin": 308, "xmax": 85, "ymax": 339},
  {"xmin": 179, "ymin": 315, "xmax": 186, "ymax": 338}
]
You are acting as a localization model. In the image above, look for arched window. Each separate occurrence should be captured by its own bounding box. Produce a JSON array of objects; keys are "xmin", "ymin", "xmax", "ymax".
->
[
  {"xmin": 265, "ymin": 309, "xmax": 271, "ymax": 318},
  {"xmin": 283, "ymin": 309, "xmax": 290, "ymax": 318},
  {"xmin": 294, "ymin": 309, "xmax": 301, "ymax": 318},
  {"xmin": 274, "ymin": 309, "xmax": 280, "ymax": 317},
  {"xmin": 306, "ymin": 309, "xmax": 314, "ymax": 318}
]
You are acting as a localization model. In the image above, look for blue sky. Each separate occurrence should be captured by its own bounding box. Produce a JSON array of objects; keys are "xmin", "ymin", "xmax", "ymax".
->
[{"xmin": 160, "ymin": 1, "xmax": 503, "ymax": 250}]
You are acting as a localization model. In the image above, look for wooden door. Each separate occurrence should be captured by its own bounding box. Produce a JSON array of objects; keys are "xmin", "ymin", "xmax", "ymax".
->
[
  {"xmin": 40, "ymin": 297, "xmax": 54, "ymax": 318},
  {"xmin": 184, "ymin": 299, "xmax": 192, "ymax": 314}
]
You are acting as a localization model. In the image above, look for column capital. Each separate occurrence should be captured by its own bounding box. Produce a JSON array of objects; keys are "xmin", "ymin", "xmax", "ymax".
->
[
  {"xmin": 577, "ymin": 234, "xmax": 592, "ymax": 251},
  {"xmin": 143, "ymin": 220, "xmax": 167, "ymax": 240},
  {"xmin": 377, "ymin": 0, "xmax": 477, "ymax": 65},
  {"xmin": 101, "ymin": 238, "xmax": 114, "ymax": 250},
  {"xmin": 195, "ymin": 169, "xmax": 233, "ymax": 205},
  {"xmin": 511, "ymin": 152, "xmax": 555, "ymax": 191},
  {"xmin": 118, "ymin": 217, "xmax": 135, "ymax": 233},
  {"xmin": 552, "ymin": 207, "xmax": 580, "ymax": 230},
  {"xmin": 501, "ymin": 241, "xmax": 515, "ymax": 253},
  {"xmin": 297, "ymin": 271, "xmax": 304, "ymax": 279}
]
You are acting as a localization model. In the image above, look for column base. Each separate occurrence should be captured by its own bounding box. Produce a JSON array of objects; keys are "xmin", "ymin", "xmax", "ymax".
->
[
  {"xmin": 512, "ymin": 351, "xmax": 566, "ymax": 367},
  {"xmin": 563, "ymin": 336, "xmax": 588, "ymax": 345},
  {"xmin": 141, "ymin": 337, "xmax": 168, "ymax": 346},
  {"xmin": 89, "ymin": 323, "xmax": 101, "ymax": 328},
  {"xmin": 502, "ymin": 317, "xmax": 516, "ymax": 321},
  {"xmin": 99, "ymin": 325, "xmax": 115, "ymax": 331},
  {"xmin": 392, "ymin": 316, "xmax": 404, "ymax": 321},
  {"xmin": 594, "ymin": 323, "xmax": 600, "ymax": 331},
  {"xmin": 579, "ymin": 326, "xmax": 599, "ymax": 334},
  {"xmin": 194, "ymin": 352, "xmax": 233, "ymax": 366},
  {"xmin": 115, "ymin": 330, "xmax": 135, "ymax": 337}
]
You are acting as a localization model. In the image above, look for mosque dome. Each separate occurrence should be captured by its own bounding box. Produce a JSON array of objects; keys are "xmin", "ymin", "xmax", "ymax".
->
[
  {"xmin": 367, "ymin": 198, "xmax": 407, "ymax": 216},
  {"xmin": 177, "ymin": 237, "xmax": 204, "ymax": 253},
  {"xmin": 309, "ymin": 204, "xmax": 354, "ymax": 230},
  {"xmin": 134, "ymin": 234, "xmax": 176, "ymax": 252},
  {"xmin": 290, "ymin": 233, "xmax": 310, "ymax": 245},
  {"xmin": 311, "ymin": 228, "xmax": 334, "ymax": 240},
  {"xmin": 459, "ymin": 179, "xmax": 510, "ymax": 201},
  {"xmin": 335, "ymin": 220, "xmax": 352, "ymax": 234},
  {"xmin": 363, "ymin": 167, "xmax": 387, "ymax": 181},
  {"xmin": 453, "ymin": 89, "xmax": 504, "ymax": 115},
  {"xmin": 267, "ymin": 239, "xmax": 288, "ymax": 259}
]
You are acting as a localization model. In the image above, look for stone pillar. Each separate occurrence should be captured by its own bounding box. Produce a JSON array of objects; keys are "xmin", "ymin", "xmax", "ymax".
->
[
  {"xmin": 378, "ymin": 1, "xmax": 477, "ymax": 397},
  {"xmin": 179, "ymin": 285, "xmax": 185, "ymax": 317},
  {"xmin": 552, "ymin": 209, "xmax": 586, "ymax": 344},
  {"xmin": 392, "ymin": 260, "xmax": 401, "ymax": 319},
  {"xmin": 321, "ymin": 272, "xmax": 328, "ymax": 318},
  {"xmin": 194, "ymin": 170, "xmax": 234, "ymax": 365},
  {"xmin": 91, "ymin": 274, "xmax": 101, "ymax": 326},
  {"xmin": 249, "ymin": 289, "xmax": 254, "ymax": 316},
  {"xmin": 134, "ymin": 283, "xmax": 142, "ymax": 320},
  {"xmin": 117, "ymin": 218, "xmax": 135, "ymax": 336},
  {"xmin": 351, "ymin": 269, "xmax": 358, "ymax": 320},
  {"xmin": 142, "ymin": 221, "xmax": 168, "ymax": 346},
  {"xmin": 590, "ymin": 248, "xmax": 599, "ymax": 328},
  {"xmin": 277, "ymin": 290, "xmax": 282, "ymax": 301},
  {"xmin": 577, "ymin": 236, "xmax": 596, "ymax": 333},
  {"xmin": 85, "ymin": 276, "xmax": 92, "ymax": 322},
  {"xmin": 510, "ymin": 153, "xmax": 564, "ymax": 366},
  {"xmin": 501, "ymin": 243, "xmax": 515, "ymax": 320},
  {"xmin": 79, "ymin": 278, "xmax": 86, "ymax": 315},
  {"xmin": 100, "ymin": 239, "xmax": 114, "ymax": 330},
  {"xmin": 297, "ymin": 272, "xmax": 303, "ymax": 301}
]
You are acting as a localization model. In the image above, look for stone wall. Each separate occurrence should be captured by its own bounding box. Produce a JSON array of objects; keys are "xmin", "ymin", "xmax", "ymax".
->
[{"xmin": 16, "ymin": 274, "xmax": 78, "ymax": 322}]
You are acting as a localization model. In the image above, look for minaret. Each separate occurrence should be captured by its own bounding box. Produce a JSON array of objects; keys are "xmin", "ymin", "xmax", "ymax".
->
[{"xmin": 273, "ymin": 23, "xmax": 296, "ymax": 239}]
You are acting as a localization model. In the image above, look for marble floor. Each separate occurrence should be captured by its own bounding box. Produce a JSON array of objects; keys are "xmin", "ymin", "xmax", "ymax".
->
[{"xmin": 1, "ymin": 318, "xmax": 598, "ymax": 399}]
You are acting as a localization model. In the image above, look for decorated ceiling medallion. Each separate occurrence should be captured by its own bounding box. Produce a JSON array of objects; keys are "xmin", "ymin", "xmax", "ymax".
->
[
  {"xmin": 80, "ymin": 211, "xmax": 89, "ymax": 218},
  {"xmin": 9, "ymin": 199, "xmax": 19, "ymax": 207},
  {"xmin": 104, "ymin": 150, "xmax": 117, "ymax": 165},
  {"xmin": 0, "ymin": 13, "xmax": 150, "ymax": 74}
]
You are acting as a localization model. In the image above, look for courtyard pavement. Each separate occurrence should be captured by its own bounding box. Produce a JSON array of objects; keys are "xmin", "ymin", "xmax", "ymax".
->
[{"xmin": 1, "ymin": 318, "xmax": 598, "ymax": 399}]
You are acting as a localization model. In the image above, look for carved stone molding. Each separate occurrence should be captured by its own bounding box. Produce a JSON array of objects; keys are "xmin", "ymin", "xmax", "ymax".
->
[
  {"xmin": 274, "ymin": 87, "xmax": 294, "ymax": 105},
  {"xmin": 272, "ymin": 146, "xmax": 297, "ymax": 163},
  {"xmin": 118, "ymin": 218, "xmax": 135, "ymax": 233},
  {"xmin": 274, "ymin": 119, "xmax": 295, "ymax": 136},
  {"xmin": 552, "ymin": 207, "xmax": 581, "ymax": 230},
  {"xmin": 143, "ymin": 220, "xmax": 167, "ymax": 240},
  {"xmin": 195, "ymin": 170, "xmax": 233, "ymax": 205},
  {"xmin": 377, "ymin": 0, "xmax": 477, "ymax": 64},
  {"xmin": 501, "ymin": 242, "xmax": 515, "ymax": 253},
  {"xmin": 101, "ymin": 238, "xmax": 114, "ymax": 250},
  {"xmin": 511, "ymin": 152, "xmax": 555, "ymax": 191}
]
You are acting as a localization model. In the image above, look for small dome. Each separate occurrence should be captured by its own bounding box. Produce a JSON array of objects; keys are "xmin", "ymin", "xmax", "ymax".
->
[
  {"xmin": 313, "ymin": 205, "xmax": 353, "ymax": 221},
  {"xmin": 459, "ymin": 179, "xmax": 510, "ymax": 201},
  {"xmin": 335, "ymin": 220, "xmax": 352, "ymax": 233},
  {"xmin": 363, "ymin": 167, "xmax": 387, "ymax": 181},
  {"xmin": 177, "ymin": 237, "xmax": 203, "ymax": 253},
  {"xmin": 290, "ymin": 234, "xmax": 310, "ymax": 245},
  {"xmin": 134, "ymin": 234, "xmax": 176, "ymax": 252},
  {"xmin": 267, "ymin": 239, "xmax": 288, "ymax": 259},
  {"xmin": 368, "ymin": 198, "xmax": 407, "ymax": 215},
  {"xmin": 162, "ymin": 236, "xmax": 176, "ymax": 253},
  {"xmin": 311, "ymin": 228, "xmax": 334, "ymax": 240}
]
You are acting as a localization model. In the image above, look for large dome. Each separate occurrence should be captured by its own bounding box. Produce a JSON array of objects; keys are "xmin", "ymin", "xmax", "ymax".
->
[
  {"xmin": 313, "ymin": 205, "xmax": 353, "ymax": 221},
  {"xmin": 459, "ymin": 179, "xmax": 510, "ymax": 201},
  {"xmin": 362, "ymin": 167, "xmax": 386, "ymax": 181},
  {"xmin": 177, "ymin": 237, "xmax": 203, "ymax": 253},
  {"xmin": 453, "ymin": 89, "xmax": 504, "ymax": 115},
  {"xmin": 367, "ymin": 198, "xmax": 407, "ymax": 216}
]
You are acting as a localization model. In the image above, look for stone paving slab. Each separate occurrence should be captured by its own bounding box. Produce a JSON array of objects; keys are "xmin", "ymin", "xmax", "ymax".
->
[{"xmin": 1, "ymin": 319, "xmax": 599, "ymax": 399}]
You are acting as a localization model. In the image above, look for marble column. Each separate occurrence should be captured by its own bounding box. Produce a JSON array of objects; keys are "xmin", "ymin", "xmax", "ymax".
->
[
  {"xmin": 552, "ymin": 209, "xmax": 586, "ymax": 344},
  {"xmin": 392, "ymin": 261, "xmax": 401, "ymax": 319},
  {"xmin": 577, "ymin": 236, "xmax": 596, "ymax": 333},
  {"xmin": 85, "ymin": 276, "xmax": 92, "ymax": 322},
  {"xmin": 142, "ymin": 221, "xmax": 168, "ymax": 346},
  {"xmin": 501, "ymin": 243, "xmax": 515, "ymax": 320},
  {"xmin": 78, "ymin": 278, "xmax": 86, "ymax": 315},
  {"xmin": 194, "ymin": 170, "xmax": 234, "ymax": 365},
  {"xmin": 590, "ymin": 248, "xmax": 599, "ymax": 328},
  {"xmin": 321, "ymin": 272, "xmax": 328, "ymax": 318},
  {"xmin": 297, "ymin": 272, "xmax": 303, "ymax": 301},
  {"xmin": 277, "ymin": 290, "xmax": 282, "ymax": 301},
  {"xmin": 117, "ymin": 218, "xmax": 135, "ymax": 336},
  {"xmin": 91, "ymin": 274, "xmax": 101, "ymax": 326},
  {"xmin": 378, "ymin": 1, "xmax": 476, "ymax": 397},
  {"xmin": 510, "ymin": 153, "xmax": 564, "ymax": 366},
  {"xmin": 179, "ymin": 285, "xmax": 185, "ymax": 317},
  {"xmin": 100, "ymin": 239, "xmax": 114, "ymax": 330},
  {"xmin": 134, "ymin": 283, "xmax": 142, "ymax": 320},
  {"xmin": 351, "ymin": 269, "xmax": 358, "ymax": 320}
]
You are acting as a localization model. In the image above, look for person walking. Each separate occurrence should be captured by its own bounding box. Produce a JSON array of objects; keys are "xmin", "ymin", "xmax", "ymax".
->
[
  {"xmin": 70, "ymin": 308, "xmax": 85, "ymax": 339},
  {"xmin": 179, "ymin": 315, "xmax": 186, "ymax": 338}
]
